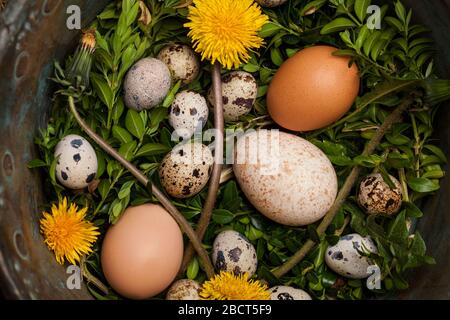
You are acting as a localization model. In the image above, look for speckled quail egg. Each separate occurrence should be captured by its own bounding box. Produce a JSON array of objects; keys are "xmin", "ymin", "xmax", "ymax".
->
[
  {"xmin": 255, "ymin": 0, "xmax": 288, "ymax": 7},
  {"xmin": 212, "ymin": 230, "xmax": 257, "ymax": 277},
  {"xmin": 123, "ymin": 57, "xmax": 172, "ymax": 111},
  {"xmin": 208, "ymin": 71, "xmax": 257, "ymax": 122},
  {"xmin": 54, "ymin": 134, "xmax": 98, "ymax": 189},
  {"xmin": 169, "ymin": 90, "xmax": 209, "ymax": 139},
  {"xmin": 233, "ymin": 130, "xmax": 338, "ymax": 226},
  {"xmin": 157, "ymin": 44, "xmax": 200, "ymax": 85},
  {"xmin": 166, "ymin": 279, "xmax": 201, "ymax": 300},
  {"xmin": 358, "ymin": 173, "xmax": 403, "ymax": 215},
  {"xmin": 269, "ymin": 286, "xmax": 312, "ymax": 300},
  {"xmin": 159, "ymin": 142, "xmax": 213, "ymax": 198},
  {"xmin": 325, "ymin": 233, "xmax": 378, "ymax": 279}
]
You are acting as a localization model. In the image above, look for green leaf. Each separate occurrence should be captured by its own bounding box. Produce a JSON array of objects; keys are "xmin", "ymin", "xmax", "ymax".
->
[
  {"xmin": 363, "ymin": 30, "xmax": 381, "ymax": 57},
  {"xmin": 410, "ymin": 232, "xmax": 426, "ymax": 256},
  {"xmin": 385, "ymin": 17, "xmax": 404, "ymax": 32},
  {"xmin": 135, "ymin": 143, "xmax": 170, "ymax": 158},
  {"xmin": 118, "ymin": 140, "xmax": 137, "ymax": 161},
  {"xmin": 356, "ymin": 80, "xmax": 421, "ymax": 110},
  {"xmin": 423, "ymin": 145, "xmax": 447, "ymax": 163},
  {"xmin": 27, "ymin": 159, "xmax": 47, "ymax": 169},
  {"xmin": 387, "ymin": 210, "xmax": 408, "ymax": 243},
  {"xmin": 320, "ymin": 17, "xmax": 356, "ymax": 35},
  {"xmin": 394, "ymin": 0, "xmax": 407, "ymax": 22},
  {"xmin": 112, "ymin": 99, "xmax": 125, "ymax": 123},
  {"xmin": 118, "ymin": 180, "xmax": 134, "ymax": 200},
  {"xmin": 163, "ymin": 80, "xmax": 182, "ymax": 108},
  {"xmin": 300, "ymin": 0, "xmax": 328, "ymax": 16},
  {"xmin": 354, "ymin": 0, "xmax": 371, "ymax": 22},
  {"xmin": 270, "ymin": 47, "xmax": 284, "ymax": 67},
  {"xmin": 187, "ymin": 257, "xmax": 199, "ymax": 280},
  {"xmin": 49, "ymin": 156, "xmax": 58, "ymax": 184},
  {"xmin": 91, "ymin": 73, "xmax": 114, "ymax": 109},
  {"xmin": 355, "ymin": 25, "xmax": 370, "ymax": 51},
  {"xmin": 98, "ymin": 180, "xmax": 110, "ymax": 200},
  {"xmin": 212, "ymin": 209, "xmax": 234, "ymax": 224},
  {"xmin": 125, "ymin": 109, "xmax": 145, "ymax": 139},
  {"xmin": 407, "ymin": 177, "xmax": 440, "ymax": 193},
  {"xmin": 248, "ymin": 226, "xmax": 264, "ymax": 241},
  {"xmin": 112, "ymin": 125, "xmax": 133, "ymax": 144},
  {"xmin": 259, "ymin": 22, "xmax": 283, "ymax": 38}
]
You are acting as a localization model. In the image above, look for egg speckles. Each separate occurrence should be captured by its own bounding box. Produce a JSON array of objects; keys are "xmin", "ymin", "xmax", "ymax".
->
[
  {"xmin": 269, "ymin": 286, "xmax": 312, "ymax": 300},
  {"xmin": 325, "ymin": 233, "xmax": 378, "ymax": 279},
  {"xmin": 159, "ymin": 142, "xmax": 213, "ymax": 198},
  {"xmin": 212, "ymin": 230, "xmax": 257, "ymax": 277},
  {"xmin": 358, "ymin": 173, "xmax": 403, "ymax": 216},
  {"xmin": 166, "ymin": 279, "xmax": 201, "ymax": 300},
  {"xmin": 157, "ymin": 44, "xmax": 200, "ymax": 85},
  {"xmin": 233, "ymin": 130, "xmax": 338, "ymax": 226},
  {"xmin": 123, "ymin": 57, "xmax": 172, "ymax": 111},
  {"xmin": 255, "ymin": 0, "xmax": 287, "ymax": 7},
  {"xmin": 54, "ymin": 134, "xmax": 98, "ymax": 190},
  {"xmin": 208, "ymin": 71, "xmax": 257, "ymax": 122},
  {"xmin": 169, "ymin": 90, "xmax": 209, "ymax": 139}
]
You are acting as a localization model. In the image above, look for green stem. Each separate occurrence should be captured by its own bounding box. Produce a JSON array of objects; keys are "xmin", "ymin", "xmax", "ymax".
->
[{"xmin": 273, "ymin": 92, "xmax": 419, "ymax": 279}]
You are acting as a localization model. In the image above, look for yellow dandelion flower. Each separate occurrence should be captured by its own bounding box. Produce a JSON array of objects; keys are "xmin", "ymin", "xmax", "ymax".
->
[
  {"xmin": 200, "ymin": 272, "xmax": 271, "ymax": 300},
  {"xmin": 184, "ymin": 0, "xmax": 269, "ymax": 69},
  {"xmin": 40, "ymin": 197, "xmax": 100, "ymax": 265}
]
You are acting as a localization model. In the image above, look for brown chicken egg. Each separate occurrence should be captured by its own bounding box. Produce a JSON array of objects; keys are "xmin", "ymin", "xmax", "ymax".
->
[
  {"xmin": 101, "ymin": 204, "xmax": 183, "ymax": 299},
  {"xmin": 267, "ymin": 45, "xmax": 360, "ymax": 132}
]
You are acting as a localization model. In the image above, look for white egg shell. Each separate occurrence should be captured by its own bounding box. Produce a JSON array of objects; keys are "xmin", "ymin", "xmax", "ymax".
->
[
  {"xmin": 208, "ymin": 71, "xmax": 257, "ymax": 122},
  {"xmin": 159, "ymin": 142, "xmax": 213, "ymax": 198},
  {"xmin": 325, "ymin": 233, "xmax": 378, "ymax": 279},
  {"xmin": 166, "ymin": 279, "xmax": 201, "ymax": 300},
  {"xmin": 233, "ymin": 130, "xmax": 338, "ymax": 226},
  {"xmin": 255, "ymin": 0, "xmax": 288, "ymax": 7},
  {"xmin": 169, "ymin": 90, "xmax": 209, "ymax": 139},
  {"xmin": 157, "ymin": 44, "xmax": 200, "ymax": 84},
  {"xmin": 212, "ymin": 230, "xmax": 257, "ymax": 277},
  {"xmin": 54, "ymin": 134, "xmax": 98, "ymax": 189},
  {"xmin": 123, "ymin": 57, "xmax": 172, "ymax": 111},
  {"xmin": 269, "ymin": 286, "xmax": 312, "ymax": 300}
]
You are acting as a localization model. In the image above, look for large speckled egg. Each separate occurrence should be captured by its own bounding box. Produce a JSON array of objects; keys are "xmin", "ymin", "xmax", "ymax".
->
[
  {"xmin": 157, "ymin": 44, "xmax": 200, "ymax": 85},
  {"xmin": 256, "ymin": 0, "xmax": 288, "ymax": 7},
  {"xmin": 212, "ymin": 230, "xmax": 257, "ymax": 277},
  {"xmin": 269, "ymin": 286, "xmax": 312, "ymax": 300},
  {"xmin": 159, "ymin": 142, "xmax": 213, "ymax": 198},
  {"xmin": 166, "ymin": 279, "xmax": 201, "ymax": 300},
  {"xmin": 233, "ymin": 130, "xmax": 338, "ymax": 226},
  {"xmin": 101, "ymin": 204, "xmax": 183, "ymax": 299},
  {"xmin": 325, "ymin": 233, "xmax": 378, "ymax": 279},
  {"xmin": 123, "ymin": 57, "xmax": 172, "ymax": 111},
  {"xmin": 267, "ymin": 46, "xmax": 360, "ymax": 131},
  {"xmin": 358, "ymin": 173, "xmax": 403, "ymax": 215},
  {"xmin": 169, "ymin": 90, "xmax": 209, "ymax": 139},
  {"xmin": 208, "ymin": 71, "xmax": 257, "ymax": 122},
  {"xmin": 54, "ymin": 134, "xmax": 98, "ymax": 189}
]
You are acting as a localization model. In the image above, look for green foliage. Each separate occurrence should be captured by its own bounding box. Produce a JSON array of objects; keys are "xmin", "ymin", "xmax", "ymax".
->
[{"xmin": 29, "ymin": 0, "xmax": 449, "ymax": 300}]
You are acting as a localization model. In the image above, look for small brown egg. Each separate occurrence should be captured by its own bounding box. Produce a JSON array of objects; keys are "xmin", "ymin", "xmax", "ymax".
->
[
  {"xmin": 267, "ymin": 45, "xmax": 360, "ymax": 132},
  {"xmin": 357, "ymin": 173, "xmax": 403, "ymax": 215},
  {"xmin": 166, "ymin": 279, "xmax": 201, "ymax": 300},
  {"xmin": 101, "ymin": 204, "xmax": 183, "ymax": 299}
]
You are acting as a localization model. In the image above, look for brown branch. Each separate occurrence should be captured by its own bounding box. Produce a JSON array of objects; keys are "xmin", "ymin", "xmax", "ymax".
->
[
  {"xmin": 179, "ymin": 62, "xmax": 224, "ymax": 275},
  {"xmin": 272, "ymin": 92, "xmax": 419, "ymax": 279},
  {"xmin": 68, "ymin": 96, "xmax": 215, "ymax": 279}
]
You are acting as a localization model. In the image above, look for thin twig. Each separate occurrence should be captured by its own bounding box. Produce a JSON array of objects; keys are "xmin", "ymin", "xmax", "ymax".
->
[
  {"xmin": 68, "ymin": 96, "xmax": 215, "ymax": 278},
  {"xmin": 179, "ymin": 62, "xmax": 224, "ymax": 275},
  {"xmin": 273, "ymin": 92, "xmax": 419, "ymax": 278}
]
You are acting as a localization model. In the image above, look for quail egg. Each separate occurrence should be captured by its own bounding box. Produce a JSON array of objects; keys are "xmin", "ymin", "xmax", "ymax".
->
[
  {"xmin": 157, "ymin": 44, "xmax": 200, "ymax": 85},
  {"xmin": 123, "ymin": 57, "xmax": 172, "ymax": 111},
  {"xmin": 269, "ymin": 286, "xmax": 312, "ymax": 300},
  {"xmin": 208, "ymin": 71, "xmax": 257, "ymax": 122},
  {"xmin": 255, "ymin": 0, "xmax": 288, "ymax": 7},
  {"xmin": 159, "ymin": 142, "xmax": 213, "ymax": 198},
  {"xmin": 166, "ymin": 279, "xmax": 201, "ymax": 300},
  {"xmin": 54, "ymin": 134, "xmax": 98, "ymax": 190},
  {"xmin": 358, "ymin": 173, "xmax": 403, "ymax": 215},
  {"xmin": 325, "ymin": 233, "xmax": 378, "ymax": 279},
  {"xmin": 212, "ymin": 230, "xmax": 257, "ymax": 277},
  {"xmin": 169, "ymin": 90, "xmax": 209, "ymax": 139}
]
